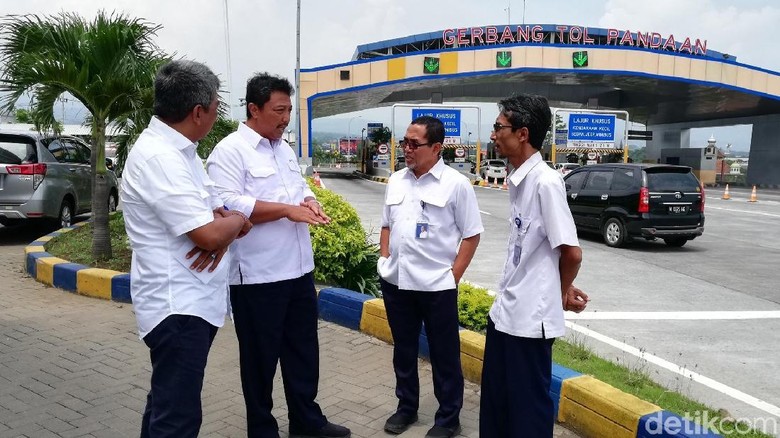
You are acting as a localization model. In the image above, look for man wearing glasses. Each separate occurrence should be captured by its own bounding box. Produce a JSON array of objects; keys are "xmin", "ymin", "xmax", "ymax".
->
[
  {"xmin": 480, "ymin": 94, "xmax": 589, "ymax": 437},
  {"xmin": 378, "ymin": 116, "xmax": 483, "ymax": 438}
]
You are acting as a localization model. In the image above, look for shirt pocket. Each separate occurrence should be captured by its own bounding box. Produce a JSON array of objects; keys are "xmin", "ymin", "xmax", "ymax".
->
[
  {"xmin": 419, "ymin": 193, "xmax": 449, "ymax": 237},
  {"xmin": 287, "ymin": 160, "xmax": 301, "ymax": 173},
  {"xmin": 246, "ymin": 166, "xmax": 279, "ymax": 201},
  {"xmin": 384, "ymin": 191, "xmax": 405, "ymax": 224}
]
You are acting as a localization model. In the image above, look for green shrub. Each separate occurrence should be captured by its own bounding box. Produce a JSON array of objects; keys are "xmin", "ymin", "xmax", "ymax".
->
[
  {"xmin": 307, "ymin": 179, "xmax": 380, "ymax": 296},
  {"xmin": 457, "ymin": 281, "xmax": 495, "ymax": 332}
]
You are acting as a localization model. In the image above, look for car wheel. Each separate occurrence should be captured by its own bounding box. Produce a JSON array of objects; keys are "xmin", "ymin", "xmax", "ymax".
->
[
  {"xmin": 663, "ymin": 238, "xmax": 688, "ymax": 247},
  {"xmin": 57, "ymin": 200, "xmax": 73, "ymax": 228},
  {"xmin": 602, "ymin": 217, "xmax": 627, "ymax": 248},
  {"xmin": 108, "ymin": 192, "xmax": 118, "ymax": 212}
]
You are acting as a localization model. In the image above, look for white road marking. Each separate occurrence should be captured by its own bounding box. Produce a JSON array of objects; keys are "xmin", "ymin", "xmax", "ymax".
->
[
  {"xmin": 566, "ymin": 321, "xmax": 780, "ymax": 419},
  {"xmin": 480, "ymin": 210, "xmax": 492, "ymax": 216},
  {"xmin": 706, "ymin": 205, "xmax": 780, "ymax": 218},
  {"xmin": 565, "ymin": 311, "xmax": 780, "ymax": 320}
]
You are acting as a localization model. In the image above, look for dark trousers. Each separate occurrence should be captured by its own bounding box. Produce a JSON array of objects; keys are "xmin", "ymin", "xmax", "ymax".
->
[
  {"xmin": 480, "ymin": 318, "xmax": 555, "ymax": 438},
  {"xmin": 140, "ymin": 314, "xmax": 219, "ymax": 438},
  {"xmin": 230, "ymin": 273, "xmax": 326, "ymax": 438},
  {"xmin": 380, "ymin": 278, "xmax": 463, "ymax": 428}
]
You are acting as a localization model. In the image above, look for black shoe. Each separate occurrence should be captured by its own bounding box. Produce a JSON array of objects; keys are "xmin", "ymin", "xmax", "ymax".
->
[
  {"xmin": 383, "ymin": 412, "xmax": 418, "ymax": 434},
  {"xmin": 424, "ymin": 424, "xmax": 461, "ymax": 438},
  {"xmin": 289, "ymin": 421, "xmax": 351, "ymax": 438}
]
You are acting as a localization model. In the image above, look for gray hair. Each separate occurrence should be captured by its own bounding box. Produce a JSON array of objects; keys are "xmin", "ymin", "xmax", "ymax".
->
[{"xmin": 154, "ymin": 60, "xmax": 220, "ymax": 123}]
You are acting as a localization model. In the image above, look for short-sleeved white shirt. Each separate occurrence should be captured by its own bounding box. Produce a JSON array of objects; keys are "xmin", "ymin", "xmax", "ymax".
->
[
  {"xmin": 120, "ymin": 117, "xmax": 229, "ymax": 339},
  {"xmin": 379, "ymin": 159, "xmax": 484, "ymax": 291},
  {"xmin": 489, "ymin": 152, "xmax": 579, "ymax": 339},
  {"xmin": 206, "ymin": 122, "xmax": 316, "ymax": 285}
]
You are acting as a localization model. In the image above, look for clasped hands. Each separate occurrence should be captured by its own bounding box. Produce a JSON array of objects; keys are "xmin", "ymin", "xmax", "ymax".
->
[{"xmin": 289, "ymin": 198, "xmax": 331, "ymax": 225}]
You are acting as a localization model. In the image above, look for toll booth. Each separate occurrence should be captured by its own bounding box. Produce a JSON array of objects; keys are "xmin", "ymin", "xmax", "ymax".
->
[{"xmin": 661, "ymin": 135, "xmax": 718, "ymax": 185}]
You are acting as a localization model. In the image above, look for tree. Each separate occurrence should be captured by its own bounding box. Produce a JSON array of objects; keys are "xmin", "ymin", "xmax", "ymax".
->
[
  {"xmin": 13, "ymin": 107, "xmax": 31, "ymax": 123},
  {"xmin": 368, "ymin": 126, "xmax": 392, "ymax": 147},
  {"xmin": 197, "ymin": 115, "xmax": 238, "ymax": 159},
  {"xmin": 0, "ymin": 11, "xmax": 167, "ymax": 260}
]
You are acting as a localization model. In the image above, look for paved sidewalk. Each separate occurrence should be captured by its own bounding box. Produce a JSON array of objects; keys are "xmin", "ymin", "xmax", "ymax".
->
[{"xmin": 0, "ymin": 226, "xmax": 578, "ymax": 437}]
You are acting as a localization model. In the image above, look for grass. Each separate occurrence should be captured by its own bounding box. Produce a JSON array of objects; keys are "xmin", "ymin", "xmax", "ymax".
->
[
  {"xmin": 44, "ymin": 216, "xmax": 773, "ymax": 437},
  {"xmin": 45, "ymin": 212, "xmax": 132, "ymax": 272}
]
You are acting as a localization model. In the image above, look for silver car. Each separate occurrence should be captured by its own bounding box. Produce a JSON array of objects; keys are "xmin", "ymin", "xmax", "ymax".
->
[
  {"xmin": 479, "ymin": 159, "xmax": 508, "ymax": 181},
  {"xmin": 0, "ymin": 130, "xmax": 118, "ymax": 228}
]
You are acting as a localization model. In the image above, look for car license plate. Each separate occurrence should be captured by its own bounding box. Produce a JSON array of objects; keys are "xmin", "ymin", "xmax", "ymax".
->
[{"xmin": 668, "ymin": 205, "xmax": 688, "ymax": 214}]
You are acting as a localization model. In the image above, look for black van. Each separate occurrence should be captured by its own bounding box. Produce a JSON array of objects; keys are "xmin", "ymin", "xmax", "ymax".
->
[{"xmin": 563, "ymin": 164, "xmax": 705, "ymax": 247}]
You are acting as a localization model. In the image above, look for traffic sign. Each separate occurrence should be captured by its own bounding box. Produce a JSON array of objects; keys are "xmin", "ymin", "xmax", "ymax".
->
[
  {"xmin": 496, "ymin": 51, "xmax": 512, "ymax": 68},
  {"xmin": 455, "ymin": 147, "xmax": 465, "ymax": 158},
  {"xmin": 377, "ymin": 143, "xmax": 388, "ymax": 154},
  {"xmin": 567, "ymin": 114, "xmax": 616, "ymax": 143},
  {"xmin": 412, "ymin": 109, "xmax": 461, "ymax": 137},
  {"xmin": 423, "ymin": 56, "xmax": 440, "ymax": 74},
  {"xmin": 573, "ymin": 51, "xmax": 589, "ymax": 68}
]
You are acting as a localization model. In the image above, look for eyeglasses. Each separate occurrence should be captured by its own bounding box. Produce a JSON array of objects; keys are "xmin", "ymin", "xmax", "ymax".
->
[
  {"xmin": 400, "ymin": 138, "xmax": 433, "ymax": 150},
  {"xmin": 492, "ymin": 122, "xmax": 514, "ymax": 132}
]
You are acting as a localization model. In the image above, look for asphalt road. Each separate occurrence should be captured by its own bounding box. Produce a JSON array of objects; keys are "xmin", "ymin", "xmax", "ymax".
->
[{"xmin": 322, "ymin": 174, "xmax": 780, "ymax": 436}]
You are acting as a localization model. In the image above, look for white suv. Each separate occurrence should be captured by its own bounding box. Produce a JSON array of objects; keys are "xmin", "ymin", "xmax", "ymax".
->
[{"xmin": 479, "ymin": 159, "xmax": 507, "ymax": 181}]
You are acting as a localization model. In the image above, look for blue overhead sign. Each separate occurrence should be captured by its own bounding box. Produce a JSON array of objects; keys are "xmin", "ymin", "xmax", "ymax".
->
[
  {"xmin": 412, "ymin": 108, "xmax": 461, "ymax": 137},
  {"xmin": 567, "ymin": 114, "xmax": 616, "ymax": 142}
]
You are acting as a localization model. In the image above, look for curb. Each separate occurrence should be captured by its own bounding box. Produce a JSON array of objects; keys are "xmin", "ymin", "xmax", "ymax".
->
[{"xmin": 25, "ymin": 225, "xmax": 721, "ymax": 438}]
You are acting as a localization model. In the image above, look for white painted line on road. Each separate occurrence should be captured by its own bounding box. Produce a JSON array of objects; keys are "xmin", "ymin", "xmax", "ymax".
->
[
  {"xmin": 480, "ymin": 210, "xmax": 492, "ymax": 216},
  {"xmin": 566, "ymin": 311, "xmax": 780, "ymax": 320},
  {"xmin": 566, "ymin": 321, "xmax": 780, "ymax": 419},
  {"xmin": 706, "ymin": 205, "xmax": 780, "ymax": 218}
]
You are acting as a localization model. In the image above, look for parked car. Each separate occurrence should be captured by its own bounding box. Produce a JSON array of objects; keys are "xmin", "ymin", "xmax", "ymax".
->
[
  {"xmin": 562, "ymin": 163, "xmax": 704, "ymax": 248},
  {"xmin": 0, "ymin": 130, "xmax": 118, "ymax": 228},
  {"xmin": 556, "ymin": 162, "xmax": 581, "ymax": 175},
  {"xmin": 479, "ymin": 159, "xmax": 508, "ymax": 181}
]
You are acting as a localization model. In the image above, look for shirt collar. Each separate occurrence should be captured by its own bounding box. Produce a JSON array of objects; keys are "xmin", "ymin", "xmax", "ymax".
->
[
  {"xmin": 406, "ymin": 157, "xmax": 446, "ymax": 181},
  {"xmin": 509, "ymin": 151, "xmax": 543, "ymax": 187},
  {"xmin": 238, "ymin": 122, "xmax": 282, "ymax": 149},
  {"xmin": 149, "ymin": 116, "xmax": 197, "ymax": 153}
]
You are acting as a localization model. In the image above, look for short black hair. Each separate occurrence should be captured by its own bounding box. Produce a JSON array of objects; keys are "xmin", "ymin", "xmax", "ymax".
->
[
  {"xmin": 245, "ymin": 72, "xmax": 294, "ymax": 118},
  {"xmin": 154, "ymin": 60, "xmax": 220, "ymax": 123},
  {"xmin": 410, "ymin": 115, "xmax": 445, "ymax": 145},
  {"xmin": 497, "ymin": 94, "xmax": 552, "ymax": 150}
]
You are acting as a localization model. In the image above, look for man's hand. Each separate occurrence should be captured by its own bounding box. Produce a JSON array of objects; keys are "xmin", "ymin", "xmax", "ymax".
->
[
  {"xmin": 301, "ymin": 199, "xmax": 331, "ymax": 224},
  {"xmin": 563, "ymin": 285, "xmax": 589, "ymax": 313},
  {"xmin": 186, "ymin": 246, "xmax": 227, "ymax": 272},
  {"xmin": 287, "ymin": 204, "xmax": 329, "ymax": 225}
]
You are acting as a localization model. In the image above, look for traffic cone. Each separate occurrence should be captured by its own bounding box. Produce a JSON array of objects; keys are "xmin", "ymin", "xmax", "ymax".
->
[
  {"xmin": 480, "ymin": 177, "xmax": 487, "ymax": 187},
  {"xmin": 501, "ymin": 178, "xmax": 508, "ymax": 190},
  {"xmin": 313, "ymin": 171, "xmax": 322, "ymax": 188},
  {"xmin": 748, "ymin": 185, "xmax": 758, "ymax": 202},
  {"xmin": 721, "ymin": 184, "xmax": 731, "ymax": 200},
  {"xmin": 492, "ymin": 177, "xmax": 499, "ymax": 188}
]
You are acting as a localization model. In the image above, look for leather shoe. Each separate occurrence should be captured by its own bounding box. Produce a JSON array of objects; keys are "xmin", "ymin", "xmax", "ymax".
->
[
  {"xmin": 383, "ymin": 412, "xmax": 418, "ymax": 434},
  {"xmin": 424, "ymin": 424, "xmax": 461, "ymax": 438},
  {"xmin": 289, "ymin": 421, "xmax": 351, "ymax": 438}
]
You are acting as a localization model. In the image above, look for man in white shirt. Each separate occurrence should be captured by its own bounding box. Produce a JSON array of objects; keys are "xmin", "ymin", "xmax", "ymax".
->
[
  {"xmin": 121, "ymin": 60, "xmax": 251, "ymax": 438},
  {"xmin": 206, "ymin": 73, "xmax": 349, "ymax": 438},
  {"xmin": 378, "ymin": 116, "xmax": 483, "ymax": 438},
  {"xmin": 479, "ymin": 94, "xmax": 589, "ymax": 437}
]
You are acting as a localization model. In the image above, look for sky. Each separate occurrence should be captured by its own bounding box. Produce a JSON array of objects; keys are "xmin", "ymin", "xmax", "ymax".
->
[{"xmin": 3, "ymin": 0, "xmax": 779, "ymax": 149}]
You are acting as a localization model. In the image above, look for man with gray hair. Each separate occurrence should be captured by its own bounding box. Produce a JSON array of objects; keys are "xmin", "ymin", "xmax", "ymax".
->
[{"xmin": 121, "ymin": 60, "xmax": 251, "ymax": 438}]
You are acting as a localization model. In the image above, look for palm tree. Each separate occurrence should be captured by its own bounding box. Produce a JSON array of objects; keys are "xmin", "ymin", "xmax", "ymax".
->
[{"xmin": 0, "ymin": 11, "xmax": 167, "ymax": 260}]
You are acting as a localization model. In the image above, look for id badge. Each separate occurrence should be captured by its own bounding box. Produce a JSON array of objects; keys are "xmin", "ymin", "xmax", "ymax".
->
[
  {"xmin": 416, "ymin": 221, "xmax": 429, "ymax": 239},
  {"xmin": 513, "ymin": 242, "xmax": 522, "ymax": 266},
  {"xmin": 512, "ymin": 216, "xmax": 523, "ymax": 265}
]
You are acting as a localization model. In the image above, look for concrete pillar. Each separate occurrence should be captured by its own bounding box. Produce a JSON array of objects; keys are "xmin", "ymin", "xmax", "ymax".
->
[{"xmin": 746, "ymin": 114, "xmax": 780, "ymax": 186}]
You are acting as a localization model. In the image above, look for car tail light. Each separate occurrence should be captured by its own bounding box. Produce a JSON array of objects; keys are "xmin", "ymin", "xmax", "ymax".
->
[
  {"xmin": 638, "ymin": 186, "xmax": 650, "ymax": 213},
  {"xmin": 6, "ymin": 163, "xmax": 47, "ymax": 190},
  {"xmin": 700, "ymin": 185, "xmax": 705, "ymax": 212}
]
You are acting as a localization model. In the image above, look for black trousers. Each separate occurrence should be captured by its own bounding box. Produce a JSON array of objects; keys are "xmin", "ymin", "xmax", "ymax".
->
[
  {"xmin": 480, "ymin": 318, "xmax": 555, "ymax": 438},
  {"xmin": 380, "ymin": 278, "xmax": 463, "ymax": 429},
  {"xmin": 230, "ymin": 273, "xmax": 327, "ymax": 438},
  {"xmin": 140, "ymin": 314, "xmax": 219, "ymax": 438}
]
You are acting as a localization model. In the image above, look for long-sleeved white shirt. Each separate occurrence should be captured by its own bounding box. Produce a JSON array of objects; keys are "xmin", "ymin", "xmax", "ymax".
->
[{"xmin": 206, "ymin": 122, "xmax": 315, "ymax": 285}]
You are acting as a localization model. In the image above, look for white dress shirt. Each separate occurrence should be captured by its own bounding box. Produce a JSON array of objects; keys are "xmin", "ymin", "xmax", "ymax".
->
[
  {"xmin": 206, "ymin": 122, "xmax": 316, "ymax": 285},
  {"xmin": 489, "ymin": 152, "xmax": 579, "ymax": 339},
  {"xmin": 379, "ymin": 159, "xmax": 484, "ymax": 291},
  {"xmin": 120, "ymin": 117, "xmax": 229, "ymax": 339}
]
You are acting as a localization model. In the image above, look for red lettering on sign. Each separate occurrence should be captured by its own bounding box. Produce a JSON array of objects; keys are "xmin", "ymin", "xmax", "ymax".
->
[
  {"xmin": 471, "ymin": 27, "xmax": 485, "ymax": 44},
  {"xmin": 694, "ymin": 39, "xmax": 707, "ymax": 55},
  {"xmin": 569, "ymin": 26, "xmax": 582, "ymax": 43},
  {"xmin": 485, "ymin": 26, "xmax": 498, "ymax": 43},
  {"xmin": 517, "ymin": 25, "xmax": 531, "ymax": 42},
  {"xmin": 499, "ymin": 26, "xmax": 515, "ymax": 44},
  {"xmin": 556, "ymin": 25, "xmax": 567, "ymax": 42},
  {"xmin": 650, "ymin": 32, "xmax": 662, "ymax": 49},
  {"xmin": 679, "ymin": 37, "xmax": 692, "ymax": 54},
  {"xmin": 457, "ymin": 28, "xmax": 469, "ymax": 46},
  {"xmin": 442, "ymin": 29, "xmax": 456, "ymax": 45},
  {"xmin": 531, "ymin": 25, "xmax": 544, "ymax": 42},
  {"xmin": 663, "ymin": 34, "xmax": 676, "ymax": 51},
  {"xmin": 606, "ymin": 28, "xmax": 619, "ymax": 45},
  {"xmin": 620, "ymin": 30, "xmax": 634, "ymax": 46},
  {"xmin": 583, "ymin": 27, "xmax": 595, "ymax": 44},
  {"xmin": 636, "ymin": 32, "xmax": 649, "ymax": 48}
]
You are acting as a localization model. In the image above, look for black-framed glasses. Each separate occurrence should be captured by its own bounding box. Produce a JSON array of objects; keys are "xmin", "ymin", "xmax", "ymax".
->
[
  {"xmin": 492, "ymin": 122, "xmax": 513, "ymax": 132},
  {"xmin": 400, "ymin": 138, "xmax": 433, "ymax": 150}
]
